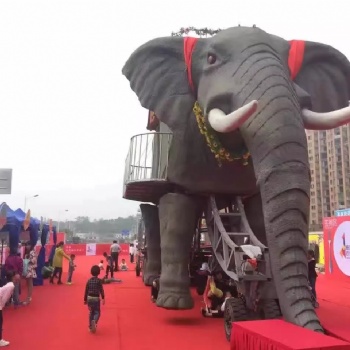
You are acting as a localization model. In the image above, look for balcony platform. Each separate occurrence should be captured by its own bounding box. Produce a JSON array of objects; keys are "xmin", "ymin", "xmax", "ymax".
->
[
  {"xmin": 123, "ymin": 179, "xmax": 173, "ymax": 204},
  {"xmin": 123, "ymin": 132, "xmax": 173, "ymax": 203}
]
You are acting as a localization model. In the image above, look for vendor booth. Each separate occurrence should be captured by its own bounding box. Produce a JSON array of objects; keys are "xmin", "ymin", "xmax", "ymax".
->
[{"xmin": 0, "ymin": 202, "xmax": 43, "ymax": 285}]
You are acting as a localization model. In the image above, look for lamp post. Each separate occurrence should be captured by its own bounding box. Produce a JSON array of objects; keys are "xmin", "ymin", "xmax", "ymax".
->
[
  {"xmin": 24, "ymin": 194, "xmax": 39, "ymax": 212},
  {"xmin": 57, "ymin": 209, "xmax": 68, "ymax": 232}
]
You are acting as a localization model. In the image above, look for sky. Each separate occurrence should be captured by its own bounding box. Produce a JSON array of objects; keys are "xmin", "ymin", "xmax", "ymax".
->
[{"xmin": 0, "ymin": 0, "xmax": 349, "ymax": 221}]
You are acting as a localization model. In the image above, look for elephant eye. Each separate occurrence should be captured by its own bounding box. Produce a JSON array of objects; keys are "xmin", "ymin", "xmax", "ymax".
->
[{"xmin": 207, "ymin": 53, "xmax": 216, "ymax": 65}]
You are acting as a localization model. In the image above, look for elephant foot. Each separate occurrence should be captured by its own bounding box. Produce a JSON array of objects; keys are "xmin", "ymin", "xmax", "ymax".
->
[
  {"xmin": 143, "ymin": 271, "xmax": 159, "ymax": 286},
  {"xmin": 156, "ymin": 291, "xmax": 194, "ymax": 310}
]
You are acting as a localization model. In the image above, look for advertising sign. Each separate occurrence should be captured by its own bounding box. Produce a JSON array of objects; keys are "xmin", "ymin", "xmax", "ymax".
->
[
  {"xmin": 86, "ymin": 243, "xmax": 96, "ymax": 256},
  {"xmin": 323, "ymin": 216, "xmax": 350, "ymax": 280},
  {"xmin": 0, "ymin": 169, "xmax": 12, "ymax": 194},
  {"xmin": 335, "ymin": 208, "xmax": 350, "ymax": 217},
  {"xmin": 121, "ymin": 229, "xmax": 130, "ymax": 237}
]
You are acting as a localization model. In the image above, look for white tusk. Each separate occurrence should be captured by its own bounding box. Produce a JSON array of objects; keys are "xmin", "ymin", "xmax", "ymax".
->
[
  {"xmin": 208, "ymin": 100, "xmax": 258, "ymax": 133},
  {"xmin": 302, "ymin": 105, "xmax": 350, "ymax": 130}
]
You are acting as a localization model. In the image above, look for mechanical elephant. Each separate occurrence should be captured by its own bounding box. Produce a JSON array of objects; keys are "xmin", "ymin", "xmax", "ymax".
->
[{"xmin": 122, "ymin": 26, "xmax": 350, "ymax": 332}]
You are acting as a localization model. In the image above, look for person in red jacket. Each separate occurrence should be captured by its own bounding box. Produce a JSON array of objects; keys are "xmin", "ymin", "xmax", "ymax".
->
[{"xmin": 4, "ymin": 250, "xmax": 23, "ymax": 307}]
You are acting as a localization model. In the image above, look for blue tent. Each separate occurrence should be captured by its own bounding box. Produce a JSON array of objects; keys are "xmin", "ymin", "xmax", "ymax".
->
[
  {"xmin": 0, "ymin": 203, "xmax": 22, "ymax": 249},
  {"xmin": 0, "ymin": 202, "xmax": 43, "ymax": 285}
]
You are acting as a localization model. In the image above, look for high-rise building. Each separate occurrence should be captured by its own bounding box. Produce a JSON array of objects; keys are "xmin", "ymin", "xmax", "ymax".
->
[{"xmin": 307, "ymin": 126, "xmax": 350, "ymax": 230}]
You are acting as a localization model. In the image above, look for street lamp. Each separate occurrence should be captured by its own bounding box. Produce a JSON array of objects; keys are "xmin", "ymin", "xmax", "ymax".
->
[
  {"xmin": 24, "ymin": 194, "xmax": 39, "ymax": 212},
  {"xmin": 57, "ymin": 209, "xmax": 69, "ymax": 232}
]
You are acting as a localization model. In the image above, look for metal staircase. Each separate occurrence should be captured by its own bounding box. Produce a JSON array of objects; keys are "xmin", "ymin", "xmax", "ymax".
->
[{"xmin": 205, "ymin": 196, "xmax": 271, "ymax": 282}]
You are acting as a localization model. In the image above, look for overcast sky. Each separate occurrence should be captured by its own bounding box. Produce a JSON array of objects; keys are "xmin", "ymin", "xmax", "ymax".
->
[{"xmin": 0, "ymin": 0, "xmax": 348, "ymax": 221}]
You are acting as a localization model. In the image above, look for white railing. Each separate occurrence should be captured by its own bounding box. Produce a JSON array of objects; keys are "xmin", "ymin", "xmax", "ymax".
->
[{"xmin": 123, "ymin": 132, "xmax": 173, "ymax": 185}]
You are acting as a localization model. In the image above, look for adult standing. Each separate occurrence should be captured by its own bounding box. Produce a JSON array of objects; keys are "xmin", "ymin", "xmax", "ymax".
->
[
  {"xmin": 49, "ymin": 241, "xmax": 70, "ymax": 285},
  {"xmin": 23, "ymin": 241, "xmax": 37, "ymax": 305},
  {"xmin": 4, "ymin": 249, "xmax": 23, "ymax": 307},
  {"xmin": 110, "ymin": 240, "xmax": 121, "ymax": 272},
  {"xmin": 129, "ymin": 243, "xmax": 136, "ymax": 263}
]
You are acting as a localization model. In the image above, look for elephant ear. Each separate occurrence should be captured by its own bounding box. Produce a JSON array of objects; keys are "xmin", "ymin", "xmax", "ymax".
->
[
  {"xmin": 122, "ymin": 37, "xmax": 196, "ymax": 130},
  {"xmin": 295, "ymin": 41, "xmax": 350, "ymax": 112}
]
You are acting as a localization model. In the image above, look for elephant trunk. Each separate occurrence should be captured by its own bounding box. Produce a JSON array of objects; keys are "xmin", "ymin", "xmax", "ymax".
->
[{"xmin": 237, "ymin": 54, "xmax": 323, "ymax": 331}]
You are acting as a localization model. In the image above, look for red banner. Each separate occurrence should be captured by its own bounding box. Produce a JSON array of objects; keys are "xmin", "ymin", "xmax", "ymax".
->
[
  {"xmin": 323, "ymin": 216, "xmax": 350, "ymax": 282},
  {"xmin": 34, "ymin": 243, "xmax": 129, "ymax": 259}
]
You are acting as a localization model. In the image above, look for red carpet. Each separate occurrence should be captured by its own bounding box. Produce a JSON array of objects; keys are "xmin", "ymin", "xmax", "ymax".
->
[
  {"xmin": 317, "ymin": 274, "xmax": 350, "ymax": 343},
  {"xmin": 3, "ymin": 255, "xmax": 229, "ymax": 350},
  {"xmin": 3, "ymin": 257, "xmax": 349, "ymax": 349}
]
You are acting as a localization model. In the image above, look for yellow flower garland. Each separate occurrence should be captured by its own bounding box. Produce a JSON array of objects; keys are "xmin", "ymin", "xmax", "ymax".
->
[{"xmin": 193, "ymin": 102, "xmax": 250, "ymax": 166}]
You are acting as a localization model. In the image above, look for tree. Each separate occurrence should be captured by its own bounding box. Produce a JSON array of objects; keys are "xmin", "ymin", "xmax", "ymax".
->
[{"xmin": 56, "ymin": 215, "xmax": 137, "ymax": 236}]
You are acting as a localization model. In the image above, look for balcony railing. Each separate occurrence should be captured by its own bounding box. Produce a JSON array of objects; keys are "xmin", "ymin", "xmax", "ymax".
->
[{"xmin": 123, "ymin": 132, "xmax": 173, "ymax": 202}]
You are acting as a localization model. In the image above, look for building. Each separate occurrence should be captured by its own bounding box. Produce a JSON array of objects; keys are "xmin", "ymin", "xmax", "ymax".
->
[{"xmin": 307, "ymin": 126, "xmax": 350, "ymax": 230}]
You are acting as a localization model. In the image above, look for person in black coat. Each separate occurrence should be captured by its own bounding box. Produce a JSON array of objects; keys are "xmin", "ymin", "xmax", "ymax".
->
[{"xmin": 308, "ymin": 249, "xmax": 318, "ymax": 300}]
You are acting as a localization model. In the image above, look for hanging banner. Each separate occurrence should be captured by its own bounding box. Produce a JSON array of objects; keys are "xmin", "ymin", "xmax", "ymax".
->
[
  {"xmin": 0, "ymin": 204, "xmax": 7, "ymax": 231},
  {"xmin": 23, "ymin": 209, "xmax": 31, "ymax": 231}
]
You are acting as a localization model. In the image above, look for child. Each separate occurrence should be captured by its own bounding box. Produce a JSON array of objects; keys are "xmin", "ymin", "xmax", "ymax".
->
[
  {"xmin": 67, "ymin": 254, "xmax": 77, "ymax": 285},
  {"xmin": 129, "ymin": 243, "xmax": 135, "ymax": 263},
  {"xmin": 0, "ymin": 271, "xmax": 17, "ymax": 346},
  {"xmin": 98, "ymin": 260, "xmax": 104, "ymax": 271},
  {"xmin": 103, "ymin": 252, "xmax": 114, "ymax": 279},
  {"xmin": 101, "ymin": 276, "xmax": 122, "ymax": 284},
  {"xmin": 119, "ymin": 258, "xmax": 128, "ymax": 271},
  {"xmin": 151, "ymin": 277, "xmax": 159, "ymax": 303},
  {"xmin": 84, "ymin": 265, "xmax": 105, "ymax": 333}
]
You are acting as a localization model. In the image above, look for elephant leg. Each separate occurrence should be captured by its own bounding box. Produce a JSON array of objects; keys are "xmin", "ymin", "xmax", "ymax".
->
[
  {"xmin": 140, "ymin": 204, "xmax": 161, "ymax": 286},
  {"xmin": 157, "ymin": 193, "xmax": 197, "ymax": 310}
]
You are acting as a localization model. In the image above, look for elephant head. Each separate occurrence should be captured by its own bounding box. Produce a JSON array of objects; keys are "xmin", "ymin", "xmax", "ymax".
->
[{"xmin": 122, "ymin": 26, "xmax": 350, "ymax": 331}]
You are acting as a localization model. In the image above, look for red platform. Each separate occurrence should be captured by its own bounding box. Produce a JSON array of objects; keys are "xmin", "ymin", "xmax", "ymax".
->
[
  {"xmin": 231, "ymin": 319, "xmax": 350, "ymax": 350},
  {"xmin": 230, "ymin": 274, "xmax": 350, "ymax": 350},
  {"xmin": 316, "ymin": 274, "xmax": 350, "ymax": 343}
]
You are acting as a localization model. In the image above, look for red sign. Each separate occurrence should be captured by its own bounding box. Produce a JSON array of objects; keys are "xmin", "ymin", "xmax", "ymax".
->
[
  {"xmin": 323, "ymin": 216, "xmax": 350, "ymax": 282},
  {"xmin": 32, "ymin": 242, "xmax": 130, "ymax": 261},
  {"xmin": 64, "ymin": 244, "xmax": 87, "ymax": 255}
]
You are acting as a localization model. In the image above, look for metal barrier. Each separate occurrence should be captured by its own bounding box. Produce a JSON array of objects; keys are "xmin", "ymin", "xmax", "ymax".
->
[{"xmin": 123, "ymin": 132, "xmax": 173, "ymax": 186}]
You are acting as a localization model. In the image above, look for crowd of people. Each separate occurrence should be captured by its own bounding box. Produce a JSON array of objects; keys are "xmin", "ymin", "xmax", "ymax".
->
[
  {"xmin": 0, "ymin": 239, "xmax": 138, "ymax": 344},
  {"xmin": 0, "ymin": 241, "xmax": 39, "ymax": 346}
]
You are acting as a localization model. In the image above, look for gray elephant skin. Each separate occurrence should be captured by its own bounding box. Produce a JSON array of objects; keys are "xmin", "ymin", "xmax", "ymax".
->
[{"xmin": 122, "ymin": 26, "xmax": 350, "ymax": 333}]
